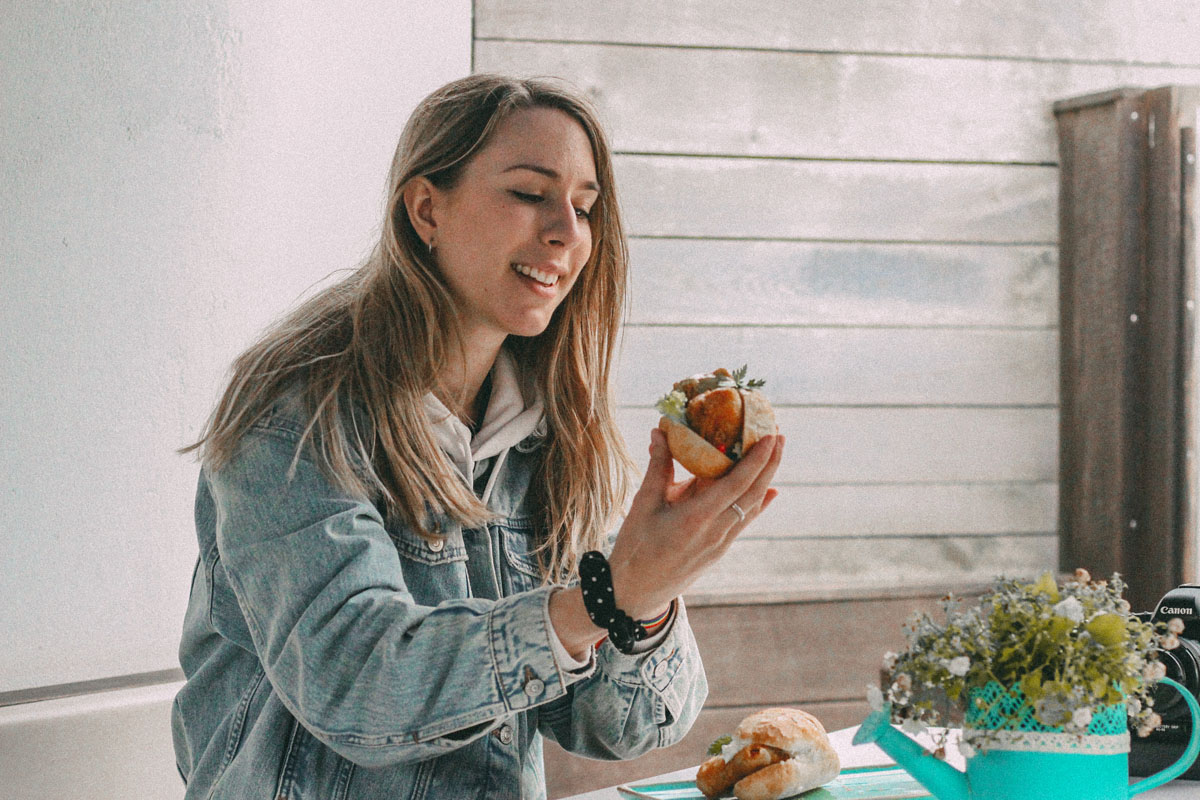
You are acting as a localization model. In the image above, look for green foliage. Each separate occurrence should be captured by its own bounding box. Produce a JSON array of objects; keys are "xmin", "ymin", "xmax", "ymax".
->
[
  {"xmin": 879, "ymin": 572, "xmax": 1163, "ymax": 740},
  {"xmin": 720, "ymin": 364, "xmax": 766, "ymax": 390},
  {"xmin": 707, "ymin": 734, "xmax": 732, "ymax": 756}
]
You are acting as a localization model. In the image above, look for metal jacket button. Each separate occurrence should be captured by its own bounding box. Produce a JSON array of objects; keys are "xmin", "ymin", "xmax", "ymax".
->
[
  {"xmin": 652, "ymin": 660, "xmax": 668, "ymax": 681},
  {"xmin": 496, "ymin": 724, "xmax": 513, "ymax": 745},
  {"xmin": 524, "ymin": 677, "xmax": 545, "ymax": 697},
  {"xmin": 427, "ymin": 538, "xmax": 444, "ymax": 552}
]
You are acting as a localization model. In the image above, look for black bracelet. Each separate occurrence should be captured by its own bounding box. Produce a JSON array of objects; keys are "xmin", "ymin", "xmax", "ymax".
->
[{"xmin": 578, "ymin": 551, "xmax": 647, "ymax": 655}]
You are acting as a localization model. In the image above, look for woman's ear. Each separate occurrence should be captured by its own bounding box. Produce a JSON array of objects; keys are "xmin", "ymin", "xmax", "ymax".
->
[{"xmin": 402, "ymin": 177, "xmax": 440, "ymax": 249}]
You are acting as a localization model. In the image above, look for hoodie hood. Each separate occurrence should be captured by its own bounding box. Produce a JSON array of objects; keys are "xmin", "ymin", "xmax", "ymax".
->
[{"xmin": 422, "ymin": 347, "xmax": 545, "ymax": 484}]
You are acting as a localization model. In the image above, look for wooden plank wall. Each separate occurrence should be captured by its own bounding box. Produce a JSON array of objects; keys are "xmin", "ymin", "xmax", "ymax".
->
[
  {"xmin": 472, "ymin": 5, "xmax": 1200, "ymax": 795},
  {"xmin": 474, "ymin": 1, "xmax": 1200, "ymax": 601}
]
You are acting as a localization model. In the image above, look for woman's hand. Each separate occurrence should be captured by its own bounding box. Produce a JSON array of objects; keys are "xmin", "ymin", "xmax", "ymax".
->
[
  {"xmin": 548, "ymin": 427, "xmax": 783, "ymax": 659},
  {"xmin": 606, "ymin": 427, "xmax": 784, "ymax": 620}
]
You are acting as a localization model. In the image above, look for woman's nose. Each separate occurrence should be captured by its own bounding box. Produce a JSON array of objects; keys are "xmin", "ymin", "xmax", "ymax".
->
[{"xmin": 541, "ymin": 198, "xmax": 588, "ymax": 248}]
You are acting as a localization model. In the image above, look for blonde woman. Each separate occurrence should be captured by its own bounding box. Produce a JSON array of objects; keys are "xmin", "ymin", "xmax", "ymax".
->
[{"xmin": 171, "ymin": 74, "xmax": 784, "ymax": 799}]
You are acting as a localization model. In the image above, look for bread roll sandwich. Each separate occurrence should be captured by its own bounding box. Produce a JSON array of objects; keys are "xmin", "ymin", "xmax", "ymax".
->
[
  {"xmin": 655, "ymin": 366, "xmax": 776, "ymax": 479},
  {"xmin": 696, "ymin": 707, "xmax": 840, "ymax": 800}
]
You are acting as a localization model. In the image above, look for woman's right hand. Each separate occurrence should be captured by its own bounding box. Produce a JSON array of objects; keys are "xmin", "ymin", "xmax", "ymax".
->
[{"xmin": 605, "ymin": 426, "xmax": 784, "ymax": 620}]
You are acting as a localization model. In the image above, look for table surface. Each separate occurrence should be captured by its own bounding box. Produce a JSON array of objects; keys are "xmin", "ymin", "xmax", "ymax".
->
[{"xmin": 560, "ymin": 726, "xmax": 1200, "ymax": 799}]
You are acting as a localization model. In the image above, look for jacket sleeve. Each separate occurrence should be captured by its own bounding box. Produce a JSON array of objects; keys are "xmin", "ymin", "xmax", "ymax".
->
[
  {"xmin": 207, "ymin": 421, "xmax": 583, "ymax": 768},
  {"xmin": 536, "ymin": 595, "xmax": 709, "ymax": 759}
]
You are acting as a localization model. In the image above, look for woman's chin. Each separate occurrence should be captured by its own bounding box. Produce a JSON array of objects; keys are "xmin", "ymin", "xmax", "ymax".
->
[{"xmin": 502, "ymin": 310, "xmax": 558, "ymax": 339}]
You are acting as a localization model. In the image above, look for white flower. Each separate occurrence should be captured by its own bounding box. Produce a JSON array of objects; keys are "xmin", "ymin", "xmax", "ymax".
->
[
  {"xmin": 902, "ymin": 717, "xmax": 927, "ymax": 735},
  {"xmin": 1117, "ymin": 599, "xmax": 1131, "ymax": 614},
  {"xmin": 1162, "ymin": 633, "xmax": 1181, "ymax": 650},
  {"xmin": 1074, "ymin": 568, "xmax": 1091, "ymax": 584},
  {"xmin": 1168, "ymin": 618, "xmax": 1186, "ymax": 635},
  {"xmin": 1072, "ymin": 707, "xmax": 1093, "ymax": 728},
  {"xmin": 882, "ymin": 651, "xmax": 899, "ymax": 671},
  {"xmin": 947, "ymin": 656, "xmax": 971, "ymax": 677},
  {"xmin": 957, "ymin": 739, "xmax": 977, "ymax": 759},
  {"xmin": 1053, "ymin": 596, "xmax": 1085, "ymax": 623},
  {"xmin": 1127, "ymin": 697, "xmax": 1143, "ymax": 715},
  {"xmin": 894, "ymin": 673, "xmax": 913, "ymax": 692},
  {"xmin": 1144, "ymin": 661, "xmax": 1167, "ymax": 681},
  {"xmin": 867, "ymin": 685, "xmax": 885, "ymax": 712},
  {"xmin": 1138, "ymin": 712, "xmax": 1164, "ymax": 738}
]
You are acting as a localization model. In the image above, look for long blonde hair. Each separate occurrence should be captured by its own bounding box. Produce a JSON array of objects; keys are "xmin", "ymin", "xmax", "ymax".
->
[{"xmin": 181, "ymin": 74, "xmax": 635, "ymax": 580}]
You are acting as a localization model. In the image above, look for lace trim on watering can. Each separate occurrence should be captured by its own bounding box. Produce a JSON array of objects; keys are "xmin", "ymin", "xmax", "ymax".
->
[
  {"xmin": 962, "ymin": 728, "xmax": 1131, "ymax": 754},
  {"xmin": 966, "ymin": 681, "xmax": 1129, "ymax": 735}
]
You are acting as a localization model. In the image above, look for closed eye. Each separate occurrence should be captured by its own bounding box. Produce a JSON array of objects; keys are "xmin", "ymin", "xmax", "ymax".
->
[{"xmin": 512, "ymin": 190, "xmax": 592, "ymax": 221}]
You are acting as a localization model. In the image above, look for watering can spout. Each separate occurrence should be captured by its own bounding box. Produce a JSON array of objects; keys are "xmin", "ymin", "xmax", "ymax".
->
[{"xmin": 853, "ymin": 710, "xmax": 968, "ymax": 800}]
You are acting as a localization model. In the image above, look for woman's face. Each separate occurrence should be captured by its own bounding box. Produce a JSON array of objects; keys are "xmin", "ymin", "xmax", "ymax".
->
[{"xmin": 429, "ymin": 106, "xmax": 599, "ymax": 347}]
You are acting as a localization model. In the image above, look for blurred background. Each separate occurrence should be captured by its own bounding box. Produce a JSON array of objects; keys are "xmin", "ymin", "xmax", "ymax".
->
[{"xmin": 3, "ymin": 2, "xmax": 1199, "ymax": 797}]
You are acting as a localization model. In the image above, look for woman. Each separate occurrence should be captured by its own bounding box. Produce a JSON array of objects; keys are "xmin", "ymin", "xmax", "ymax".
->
[{"xmin": 172, "ymin": 73, "xmax": 784, "ymax": 799}]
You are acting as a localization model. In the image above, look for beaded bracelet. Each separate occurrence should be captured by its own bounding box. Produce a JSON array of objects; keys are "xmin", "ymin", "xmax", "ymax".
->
[{"xmin": 578, "ymin": 551, "xmax": 648, "ymax": 654}]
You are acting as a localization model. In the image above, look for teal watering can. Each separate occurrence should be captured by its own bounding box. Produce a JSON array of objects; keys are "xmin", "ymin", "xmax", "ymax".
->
[{"xmin": 854, "ymin": 677, "xmax": 1200, "ymax": 800}]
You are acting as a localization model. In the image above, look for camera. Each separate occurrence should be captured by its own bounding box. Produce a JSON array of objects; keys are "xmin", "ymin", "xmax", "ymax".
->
[{"xmin": 1128, "ymin": 584, "xmax": 1200, "ymax": 779}]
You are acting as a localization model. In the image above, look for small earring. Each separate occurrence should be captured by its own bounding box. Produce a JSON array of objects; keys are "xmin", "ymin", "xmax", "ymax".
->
[{"xmin": 427, "ymin": 238, "xmax": 435, "ymax": 254}]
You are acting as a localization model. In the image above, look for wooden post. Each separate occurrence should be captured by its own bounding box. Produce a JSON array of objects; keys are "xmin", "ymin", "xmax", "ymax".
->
[{"xmin": 1053, "ymin": 86, "xmax": 1198, "ymax": 614}]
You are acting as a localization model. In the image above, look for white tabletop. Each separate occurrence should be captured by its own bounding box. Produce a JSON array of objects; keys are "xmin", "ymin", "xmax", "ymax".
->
[{"xmin": 561, "ymin": 726, "xmax": 1200, "ymax": 799}]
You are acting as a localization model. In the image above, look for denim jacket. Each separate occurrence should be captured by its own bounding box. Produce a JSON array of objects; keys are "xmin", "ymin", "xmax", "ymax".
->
[{"xmin": 171, "ymin": 380, "xmax": 708, "ymax": 800}]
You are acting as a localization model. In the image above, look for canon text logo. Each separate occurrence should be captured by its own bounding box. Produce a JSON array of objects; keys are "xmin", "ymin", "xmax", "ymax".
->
[{"xmin": 1162, "ymin": 606, "xmax": 1193, "ymax": 615}]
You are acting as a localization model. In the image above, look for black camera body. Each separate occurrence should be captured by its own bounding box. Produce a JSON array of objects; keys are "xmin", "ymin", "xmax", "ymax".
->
[{"xmin": 1128, "ymin": 584, "xmax": 1200, "ymax": 779}]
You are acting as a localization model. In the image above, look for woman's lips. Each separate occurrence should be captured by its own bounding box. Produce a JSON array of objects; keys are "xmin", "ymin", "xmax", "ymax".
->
[
  {"xmin": 511, "ymin": 263, "xmax": 561, "ymax": 297},
  {"xmin": 512, "ymin": 262, "xmax": 558, "ymax": 286}
]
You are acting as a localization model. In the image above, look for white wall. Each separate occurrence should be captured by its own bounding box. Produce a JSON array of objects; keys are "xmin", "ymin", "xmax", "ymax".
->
[{"xmin": 1, "ymin": 1, "xmax": 472, "ymax": 696}]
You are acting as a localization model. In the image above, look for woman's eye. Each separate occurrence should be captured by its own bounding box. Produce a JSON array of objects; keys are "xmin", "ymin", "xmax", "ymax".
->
[
  {"xmin": 511, "ymin": 191, "xmax": 543, "ymax": 203},
  {"xmin": 575, "ymin": 207, "xmax": 592, "ymax": 220}
]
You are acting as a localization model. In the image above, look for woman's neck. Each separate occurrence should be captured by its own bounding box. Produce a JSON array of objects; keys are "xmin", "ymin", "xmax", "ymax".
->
[{"xmin": 437, "ymin": 332, "xmax": 505, "ymax": 429}]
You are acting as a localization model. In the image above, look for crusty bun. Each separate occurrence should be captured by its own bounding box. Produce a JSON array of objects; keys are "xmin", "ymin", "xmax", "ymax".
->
[
  {"xmin": 659, "ymin": 415, "xmax": 734, "ymax": 478},
  {"xmin": 699, "ymin": 707, "xmax": 839, "ymax": 800},
  {"xmin": 739, "ymin": 390, "xmax": 776, "ymax": 456},
  {"xmin": 732, "ymin": 708, "xmax": 839, "ymax": 800}
]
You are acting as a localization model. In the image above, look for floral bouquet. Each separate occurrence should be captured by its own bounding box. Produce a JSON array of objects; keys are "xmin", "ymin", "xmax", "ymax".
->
[{"xmin": 869, "ymin": 569, "xmax": 1178, "ymax": 757}]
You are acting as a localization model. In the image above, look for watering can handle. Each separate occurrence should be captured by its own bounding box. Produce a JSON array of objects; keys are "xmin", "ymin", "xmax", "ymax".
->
[{"xmin": 1128, "ymin": 677, "xmax": 1200, "ymax": 795}]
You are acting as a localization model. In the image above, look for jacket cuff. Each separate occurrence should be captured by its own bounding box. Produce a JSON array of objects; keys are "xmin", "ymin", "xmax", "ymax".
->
[
  {"xmin": 488, "ymin": 586, "xmax": 594, "ymax": 710},
  {"xmin": 596, "ymin": 598, "xmax": 695, "ymax": 724}
]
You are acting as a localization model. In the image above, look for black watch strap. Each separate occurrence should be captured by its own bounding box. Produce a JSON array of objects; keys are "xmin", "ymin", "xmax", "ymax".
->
[{"xmin": 578, "ymin": 550, "xmax": 647, "ymax": 654}]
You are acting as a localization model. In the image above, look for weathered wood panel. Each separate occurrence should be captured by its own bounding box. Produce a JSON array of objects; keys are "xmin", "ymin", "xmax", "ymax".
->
[
  {"xmin": 627, "ymin": 239, "xmax": 1057, "ymax": 327},
  {"xmin": 686, "ymin": 535, "xmax": 1056, "ymax": 600},
  {"xmin": 618, "ymin": 407, "xmax": 1059, "ymax": 484},
  {"xmin": 476, "ymin": 41, "xmax": 1200, "ymax": 163},
  {"xmin": 615, "ymin": 156, "xmax": 1058, "ymax": 243},
  {"xmin": 690, "ymin": 597, "xmax": 945, "ymax": 705},
  {"xmin": 1055, "ymin": 87, "xmax": 1200, "ymax": 613},
  {"xmin": 747, "ymin": 482, "xmax": 1056, "ymax": 539},
  {"xmin": 477, "ymin": 0, "xmax": 1200, "ymax": 67},
  {"xmin": 617, "ymin": 326, "xmax": 1057, "ymax": 406}
]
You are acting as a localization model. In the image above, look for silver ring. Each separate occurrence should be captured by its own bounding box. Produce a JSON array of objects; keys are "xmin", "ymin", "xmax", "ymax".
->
[{"xmin": 729, "ymin": 502, "xmax": 746, "ymax": 523}]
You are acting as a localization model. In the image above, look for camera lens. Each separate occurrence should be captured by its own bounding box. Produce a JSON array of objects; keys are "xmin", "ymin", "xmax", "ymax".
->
[{"xmin": 1153, "ymin": 638, "xmax": 1200, "ymax": 721}]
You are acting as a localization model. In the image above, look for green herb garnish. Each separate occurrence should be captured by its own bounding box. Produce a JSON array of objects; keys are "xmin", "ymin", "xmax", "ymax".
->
[
  {"xmin": 707, "ymin": 734, "xmax": 732, "ymax": 756},
  {"xmin": 719, "ymin": 364, "xmax": 766, "ymax": 391}
]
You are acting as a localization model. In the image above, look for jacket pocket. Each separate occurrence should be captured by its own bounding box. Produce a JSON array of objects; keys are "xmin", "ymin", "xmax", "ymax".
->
[
  {"xmin": 389, "ymin": 523, "xmax": 470, "ymax": 605},
  {"xmin": 496, "ymin": 518, "xmax": 543, "ymax": 594}
]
